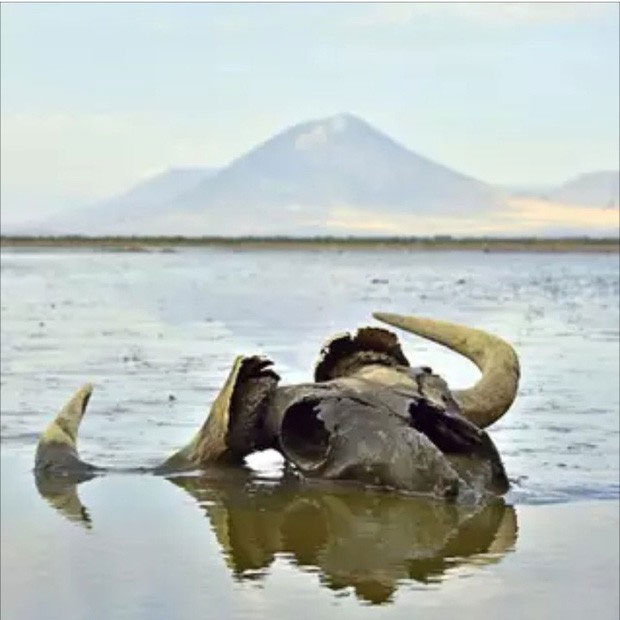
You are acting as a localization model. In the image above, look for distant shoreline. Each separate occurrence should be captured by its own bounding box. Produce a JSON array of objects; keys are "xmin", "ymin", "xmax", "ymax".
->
[{"xmin": 1, "ymin": 235, "xmax": 618, "ymax": 253}]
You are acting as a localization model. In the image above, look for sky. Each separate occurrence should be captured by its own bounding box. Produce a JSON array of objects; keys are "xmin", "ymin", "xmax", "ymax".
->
[{"xmin": 1, "ymin": 2, "xmax": 619, "ymax": 224}]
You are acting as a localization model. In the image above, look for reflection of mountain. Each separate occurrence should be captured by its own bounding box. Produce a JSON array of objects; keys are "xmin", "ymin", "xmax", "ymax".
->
[{"xmin": 169, "ymin": 470, "xmax": 518, "ymax": 605}]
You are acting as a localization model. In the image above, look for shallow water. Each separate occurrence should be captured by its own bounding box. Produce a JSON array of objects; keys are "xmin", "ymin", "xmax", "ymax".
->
[{"xmin": 1, "ymin": 248, "xmax": 619, "ymax": 617}]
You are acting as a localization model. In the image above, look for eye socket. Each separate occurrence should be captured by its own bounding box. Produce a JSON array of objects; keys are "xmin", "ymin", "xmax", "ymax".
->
[
  {"xmin": 408, "ymin": 400, "xmax": 480, "ymax": 455},
  {"xmin": 279, "ymin": 399, "xmax": 331, "ymax": 472}
]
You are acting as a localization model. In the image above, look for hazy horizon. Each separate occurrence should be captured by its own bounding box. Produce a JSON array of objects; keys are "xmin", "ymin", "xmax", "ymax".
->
[{"xmin": 1, "ymin": 3, "xmax": 619, "ymax": 230}]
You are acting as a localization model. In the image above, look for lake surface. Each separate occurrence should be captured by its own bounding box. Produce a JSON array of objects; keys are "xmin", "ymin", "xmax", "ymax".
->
[{"xmin": 1, "ymin": 248, "xmax": 619, "ymax": 618}]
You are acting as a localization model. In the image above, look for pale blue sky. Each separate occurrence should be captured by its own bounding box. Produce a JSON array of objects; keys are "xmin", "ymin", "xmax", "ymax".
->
[{"xmin": 1, "ymin": 2, "xmax": 618, "ymax": 222}]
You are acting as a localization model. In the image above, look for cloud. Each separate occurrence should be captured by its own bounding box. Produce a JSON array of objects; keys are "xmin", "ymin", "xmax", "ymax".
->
[
  {"xmin": 349, "ymin": 3, "xmax": 613, "ymax": 29},
  {"xmin": 448, "ymin": 3, "xmax": 612, "ymax": 26},
  {"xmin": 348, "ymin": 4, "xmax": 418, "ymax": 28}
]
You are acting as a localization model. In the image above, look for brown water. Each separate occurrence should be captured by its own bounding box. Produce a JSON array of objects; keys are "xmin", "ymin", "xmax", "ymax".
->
[{"xmin": 1, "ymin": 248, "xmax": 619, "ymax": 618}]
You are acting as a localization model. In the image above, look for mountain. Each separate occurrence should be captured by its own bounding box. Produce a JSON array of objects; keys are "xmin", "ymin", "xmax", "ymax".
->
[
  {"xmin": 549, "ymin": 171, "xmax": 619, "ymax": 208},
  {"xmin": 43, "ymin": 114, "xmax": 507, "ymax": 236},
  {"xmin": 179, "ymin": 114, "xmax": 503, "ymax": 213},
  {"xmin": 29, "ymin": 115, "xmax": 619, "ymax": 236},
  {"xmin": 100, "ymin": 167, "xmax": 216, "ymax": 212},
  {"xmin": 45, "ymin": 167, "xmax": 216, "ymax": 234},
  {"xmin": 507, "ymin": 171, "xmax": 619, "ymax": 208}
]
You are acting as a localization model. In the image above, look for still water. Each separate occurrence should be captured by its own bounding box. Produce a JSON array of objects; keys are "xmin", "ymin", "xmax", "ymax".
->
[{"xmin": 1, "ymin": 248, "xmax": 619, "ymax": 618}]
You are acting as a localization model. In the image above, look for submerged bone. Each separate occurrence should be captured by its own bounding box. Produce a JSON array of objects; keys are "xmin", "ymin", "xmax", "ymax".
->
[
  {"xmin": 35, "ymin": 383, "xmax": 98, "ymax": 474},
  {"xmin": 34, "ymin": 312, "xmax": 519, "ymax": 500}
]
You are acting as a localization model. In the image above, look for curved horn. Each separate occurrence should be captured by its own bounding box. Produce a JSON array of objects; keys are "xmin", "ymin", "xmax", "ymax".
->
[
  {"xmin": 373, "ymin": 313, "xmax": 520, "ymax": 428},
  {"xmin": 35, "ymin": 383, "xmax": 98, "ymax": 473}
]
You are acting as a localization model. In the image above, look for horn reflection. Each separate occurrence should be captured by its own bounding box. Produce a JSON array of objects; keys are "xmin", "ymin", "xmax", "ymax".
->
[
  {"xmin": 34, "ymin": 470, "xmax": 95, "ymax": 528},
  {"xmin": 168, "ymin": 472, "xmax": 518, "ymax": 605}
]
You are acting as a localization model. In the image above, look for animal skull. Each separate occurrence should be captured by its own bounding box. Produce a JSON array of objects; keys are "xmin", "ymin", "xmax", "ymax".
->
[{"xmin": 35, "ymin": 313, "xmax": 520, "ymax": 502}]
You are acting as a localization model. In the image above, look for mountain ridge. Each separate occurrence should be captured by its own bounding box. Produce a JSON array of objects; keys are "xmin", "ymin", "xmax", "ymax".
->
[
  {"xmin": 176, "ymin": 113, "xmax": 503, "ymax": 217},
  {"xmin": 20, "ymin": 114, "xmax": 620, "ymax": 236}
]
